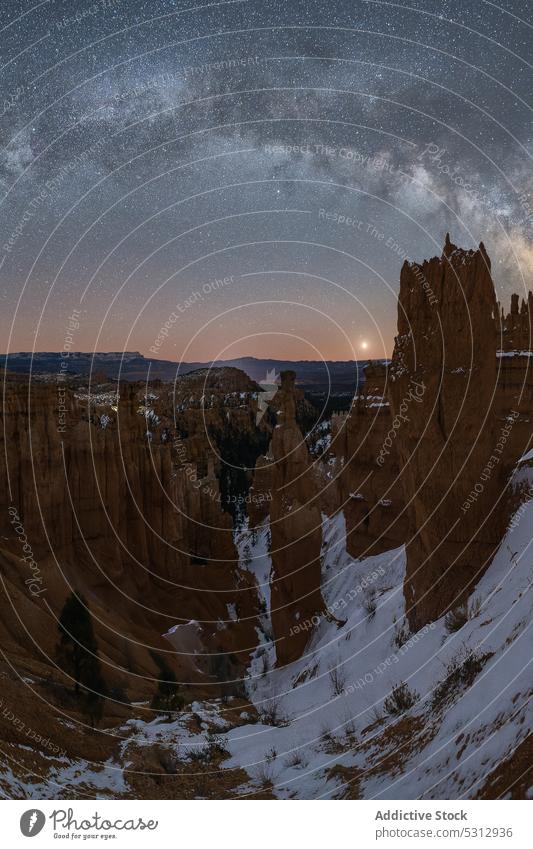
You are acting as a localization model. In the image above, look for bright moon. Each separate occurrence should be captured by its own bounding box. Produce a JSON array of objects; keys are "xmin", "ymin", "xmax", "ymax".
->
[{"xmin": 360, "ymin": 341, "xmax": 369, "ymax": 350}]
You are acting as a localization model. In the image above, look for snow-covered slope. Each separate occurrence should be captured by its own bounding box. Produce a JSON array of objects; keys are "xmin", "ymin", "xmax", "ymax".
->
[
  {"xmin": 2, "ymin": 469, "xmax": 530, "ymax": 800},
  {"xmin": 220, "ymin": 465, "xmax": 532, "ymax": 798}
]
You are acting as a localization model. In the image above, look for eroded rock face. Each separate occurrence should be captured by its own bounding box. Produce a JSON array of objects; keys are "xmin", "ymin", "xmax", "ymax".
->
[
  {"xmin": 498, "ymin": 292, "xmax": 533, "ymax": 352},
  {"xmin": 331, "ymin": 363, "xmax": 408, "ymax": 558},
  {"xmin": 246, "ymin": 241, "xmax": 532, "ymax": 643},
  {"xmin": 0, "ymin": 369, "xmax": 261, "ymax": 695},
  {"xmin": 495, "ymin": 295, "xmax": 533, "ymax": 466},
  {"xmin": 260, "ymin": 371, "xmax": 326, "ymax": 665},
  {"xmin": 388, "ymin": 236, "xmax": 522, "ymax": 629},
  {"xmin": 248, "ymin": 452, "xmax": 274, "ymax": 526},
  {"xmin": 325, "ymin": 254, "xmax": 533, "ymax": 634}
]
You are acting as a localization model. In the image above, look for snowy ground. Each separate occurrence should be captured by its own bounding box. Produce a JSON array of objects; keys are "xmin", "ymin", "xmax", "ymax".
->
[
  {"xmin": 114, "ymin": 464, "xmax": 532, "ymax": 800},
  {"xmin": 223, "ymin": 462, "xmax": 533, "ymax": 799},
  {"xmin": 2, "ymin": 466, "xmax": 531, "ymax": 799}
]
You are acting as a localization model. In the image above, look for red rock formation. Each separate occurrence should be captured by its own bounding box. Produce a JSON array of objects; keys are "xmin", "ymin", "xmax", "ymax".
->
[
  {"xmin": 248, "ymin": 452, "xmax": 274, "ymax": 526},
  {"xmin": 246, "ymin": 240, "xmax": 533, "ymax": 643},
  {"xmin": 388, "ymin": 236, "xmax": 529, "ymax": 628},
  {"xmin": 495, "ymin": 292, "xmax": 533, "ymax": 465},
  {"xmin": 498, "ymin": 291, "xmax": 533, "ymax": 352},
  {"xmin": 0, "ymin": 370, "xmax": 261, "ymax": 697},
  {"xmin": 331, "ymin": 363, "xmax": 408, "ymax": 558},
  {"xmin": 265, "ymin": 371, "xmax": 326, "ymax": 665}
]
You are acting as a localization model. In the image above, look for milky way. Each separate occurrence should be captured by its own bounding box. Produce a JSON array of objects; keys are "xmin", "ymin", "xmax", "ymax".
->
[{"xmin": 1, "ymin": 0, "xmax": 532, "ymax": 361}]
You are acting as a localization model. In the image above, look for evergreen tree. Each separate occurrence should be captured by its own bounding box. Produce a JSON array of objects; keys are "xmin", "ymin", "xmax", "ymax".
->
[
  {"xmin": 57, "ymin": 592, "xmax": 106, "ymax": 726},
  {"xmin": 150, "ymin": 652, "xmax": 184, "ymax": 719}
]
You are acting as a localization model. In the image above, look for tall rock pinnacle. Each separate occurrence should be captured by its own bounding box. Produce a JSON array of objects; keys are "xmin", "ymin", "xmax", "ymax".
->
[{"xmin": 389, "ymin": 236, "xmax": 504, "ymax": 629}]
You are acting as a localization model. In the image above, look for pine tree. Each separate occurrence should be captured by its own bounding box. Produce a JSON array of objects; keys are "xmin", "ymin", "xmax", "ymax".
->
[
  {"xmin": 150, "ymin": 652, "xmax": 184, "ymax": 719},
  {"xmin": 57, "ymin": 592, "xmax": 106, "ymax": 725}
]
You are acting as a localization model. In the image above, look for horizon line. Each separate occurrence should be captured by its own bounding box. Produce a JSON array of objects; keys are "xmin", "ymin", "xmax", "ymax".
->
[{"xmin": 1, "ymin": 351, "xmax": 391, "ymax": 364}]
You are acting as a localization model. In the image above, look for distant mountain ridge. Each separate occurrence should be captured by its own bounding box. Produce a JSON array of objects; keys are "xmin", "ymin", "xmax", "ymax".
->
[{"xmin": 1, "ymin": 351, "xmax": 388, "ymax": 394}]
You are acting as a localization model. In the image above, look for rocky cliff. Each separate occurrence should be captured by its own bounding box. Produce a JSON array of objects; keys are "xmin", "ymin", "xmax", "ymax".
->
[
  {"xmin": 0, "ymin": 368, "xmax": 264, "ymax": 698},
  {"xmin": 387, "ymin": 235, "xmax": 531, "ymax": 628},
  {"xmin": 249, "ymin": 371, "xmax": 326, "ymax": 665},
  {"xmin": 331, "ymin": 363, "xmax": 408, "ymax": 559},
  {"xmin": 248, "ymin": 238, "xmax": 533, "ymax": 647}
]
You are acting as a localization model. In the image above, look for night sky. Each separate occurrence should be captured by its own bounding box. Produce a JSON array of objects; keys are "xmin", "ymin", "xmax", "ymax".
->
[{"xmin": 1, "ymin": 0, "xmax": 532, "ymax": 362}]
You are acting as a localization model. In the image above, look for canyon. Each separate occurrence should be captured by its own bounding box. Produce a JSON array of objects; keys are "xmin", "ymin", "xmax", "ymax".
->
[{"xmin": 0, "ymin": 237, "xmax": 531, "ymax": 799}]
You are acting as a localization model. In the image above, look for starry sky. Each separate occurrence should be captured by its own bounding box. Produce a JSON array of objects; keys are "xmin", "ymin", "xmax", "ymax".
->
[{"xmin": 1, "ymin": 0, "xmax": 532, "ymax": 362}]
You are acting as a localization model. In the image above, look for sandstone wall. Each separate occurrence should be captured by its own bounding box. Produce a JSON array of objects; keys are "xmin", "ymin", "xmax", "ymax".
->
[
  {"xmin": 0, "ymin": 371, "xmax": 261, "ymax": 695},
  {"xmin": 387, "ymin": 236, "xmax": 531, "ymax": 628}
]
